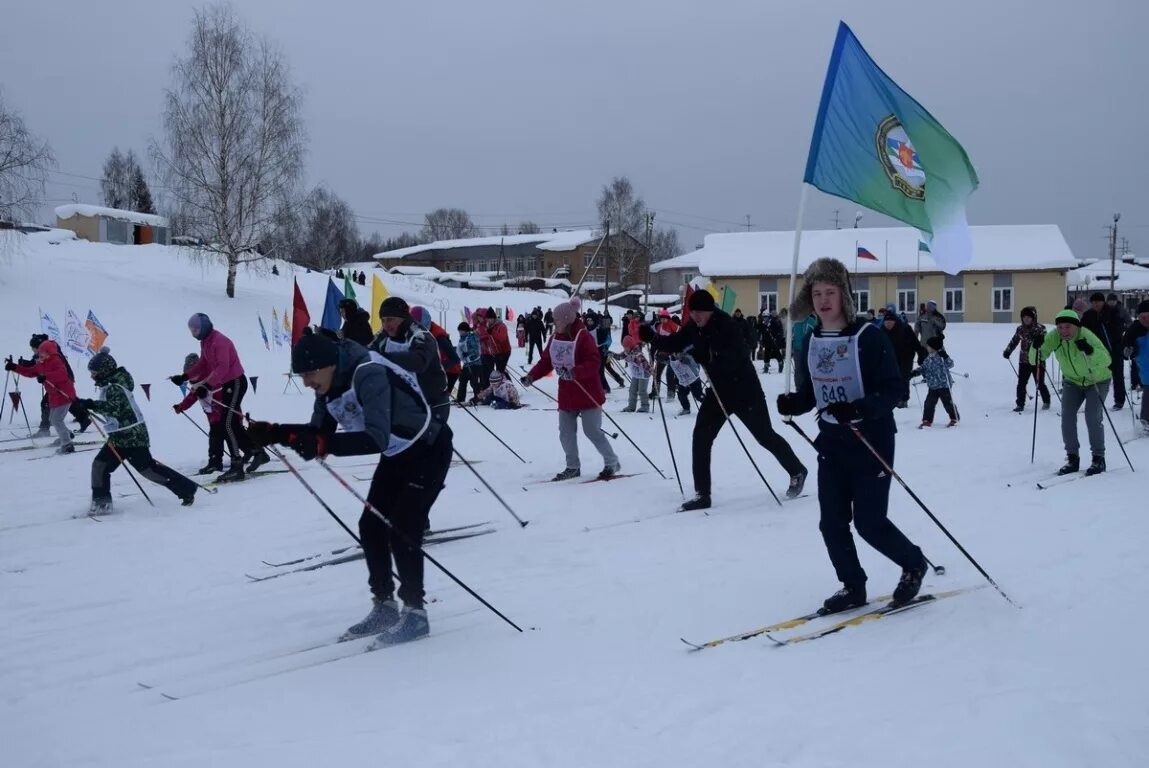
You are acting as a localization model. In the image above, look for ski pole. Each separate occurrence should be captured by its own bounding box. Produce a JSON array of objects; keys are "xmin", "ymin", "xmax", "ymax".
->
[
  {"xmin": 0, "ymin": 368, "xmax": 10, "ymax": 425},
  {"xmin": 454, "ymin": 402, "xmax": 528, "ymax": 464},
  {"xmin": 655, "ymin": 391, "xmax": 685, "ymax": 498},
  {"xmin": 268, "ymin": 444, "xmax": 363, "ymax": 543},
  {"xmin": 317, "ymin": 458, "xmax": 524, "ymax": 633},
  {"xmin": 783, "ymin": 416, "xmax": 945, "ymax": 576},
  {"xmin": 1030, "ymin": 375, "xmax": 1040, "ymax": 464},
  {"xmin": 180, "ymin": 410, "xmax": 210, "ymax": 438},
  {"xmin": 453, "ymin": 447, "xmax": 529, "ymax": 527},
  {"xmin": 1086, "ymin": 365, "xmax": 1135, "ymax": 473},
  {"xmin": 85, "ymin": 412, "xmax": 155, "ymax": 508},
  {"xmin": 570, "ymin": 377, "xmax": 667, "ymax": 480},
  {"xmin": 518, "ymin": 366, "xmax": 617, "ymax": 439},
  {"xmin": 846, "ymin": 424, "xmax": 1016, "ymax": 606},
  {"xmin": 704, "ymin": 375, "xmax": 782, "ymax": 507}
]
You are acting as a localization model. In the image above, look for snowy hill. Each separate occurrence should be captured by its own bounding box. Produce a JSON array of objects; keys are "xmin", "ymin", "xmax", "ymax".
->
[{"xmin": 1, "ymin": 233, "xmax": 1147, "ymax": 767}]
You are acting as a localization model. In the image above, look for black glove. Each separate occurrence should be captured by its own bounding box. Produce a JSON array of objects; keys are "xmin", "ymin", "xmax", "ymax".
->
[
  {"xmin": 169, "ymin": 374, "xmax": 188, "ymax": 386},
  {"xmin": 17, "ymin": 357, "xmax": 33, "ymax": 367},
  {"xmin": 193, "ymin": 383, "xmax": 209, "ymax": 400},
  {"xmin": 824, "ymin": 400, "xmax": 861, "ymax": 423},
  {"xmin": 638, "ymin": 325, "xmax": 655, "ymax": 343},
  {"xmin": 287, "ymin": 427, "xmax": 326, "ymax": 461},
  {"xmin": 939, "ymin": 350, "xmax": 949, "ymax": 360},
  {"xmin": 520, "ymin": 376, "xmax": 532, "ymax": 388},
  {"xmin": 3, "ymin": 360, "xmax": 15, "ymax": 372},
  {"xmin": 1002, "ymin": 349, "xmax": 1011, "ymax": 359},
  {"xmin": 775, "ymin": 392, "xmax": 804, "ymax": 416},
  {"xmin": 77, "ymin": 398, "xmax": 96, "ymax": 410},
  {"xmin": 36, "ymin": 374, "xmax": 46, "ymax": 384},
  {"xmin": 247, "ymin": 420, "xmax": 288, "ymax": 448},
  {"xmin": 1075, "ymin": 338, "xmax": 1093, "ymax": 355}
]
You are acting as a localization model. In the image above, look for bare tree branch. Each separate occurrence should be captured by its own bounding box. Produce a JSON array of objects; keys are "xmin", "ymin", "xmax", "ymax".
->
[{"xmin": 0, "ymin": 90, "xmax": 56, "ymax": 222}]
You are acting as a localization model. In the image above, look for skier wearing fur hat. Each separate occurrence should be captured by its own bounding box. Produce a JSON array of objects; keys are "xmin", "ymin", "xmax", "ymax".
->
[
  {"xmin": 775, "ymin": 257, "xmax": 928, "ymax": 613},
  {"xmin": 1003, "ymin": 306, "xmax": 1051, "ymax": 412},
  {"xmin": 76, "ymin": 348, "xmax": 199, "ymax": 516},
  {"xmin": 170, "ymin": 313, "xmax": 268, "ymax": 482},
  {"xmin": 248, "ymin": 331, "xmax": 452, "ymax": 646},
  {"xmin": 523, "ymin": 298, "xmax": 621, "ymax": 480},
  {"xmin": 640, "ymin": 289, "xmax": 807, "ymax": 510}
]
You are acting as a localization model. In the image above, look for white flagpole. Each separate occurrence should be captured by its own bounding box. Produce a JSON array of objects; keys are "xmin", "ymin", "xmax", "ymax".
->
[{"xmin": 783, "ymin": 183, "xmax": 810, "ymax": 398}]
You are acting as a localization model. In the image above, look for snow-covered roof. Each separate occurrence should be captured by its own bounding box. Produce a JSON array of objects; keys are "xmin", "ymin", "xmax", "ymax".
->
[
  {"xmin": 699, "ymin": 225, "xmax": 1076, "ymax": 277},
  {"xmin": 1067, "ymin": 262, "xmax": 1149, "ymax": 291},
  {"xmin": 54, "ymin": 204, "xmax": 168, "ymax": 228},
  {"xmin": 576, "ymin": 281, "xmax": 607, "ymax": 293},
  {"xmin": 432, "ymin": 270, "xmax": 507, "ymax": 283},
  {"xmin": 374, "ymin": 230, "xmax": 599, "ymax": 261},
  {"xmin": 534, "ymin": 230, "xmax": 600, "ymax": 252},
  {"xmin": 649, "ymin": 250, "xmax": 704, "ymax": 273},
  {"xmin": 387, "ymin": 266, "xmax": 442, "ymax": 276}
]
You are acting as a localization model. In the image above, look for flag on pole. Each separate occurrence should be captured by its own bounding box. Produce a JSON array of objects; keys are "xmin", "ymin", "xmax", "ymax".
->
[
  {"xmin": 271, "ymin": 308, "xmax": 282, "ymax": 348},
  {"xmin": 918, "ymin": 240, "xmax": 931, "ymax": 253},
  {"xmin": 803, "ymin": 22, "xmax": 979, "ymax": 274},
  {"xmin": 344, "ymin": 273, "xmax": 357, "ymax": 302},
  {"xmin": 371, "ymin": 274, "xmax": 389, "ymax": 333},
  {"xmin": 464, "ymin": 306, "xmax": 472, "ymax": 324},
  {"xmin": 857, "ymin": 246, "xmax": 878, "ymax": 261},
  {"xmin": 39, "ymin": 310, "xmax": 61, "ymax": 343},
  {"xmin": 720, "ymin": 285, "xmax": 737, "ymax": 313},
  {"xmin": 258, "ymin": 314, "xmax": 270, "ymax": 350},
  {"xmin": 251, "ymin": 376, "xmax": 259, "ymax": 394},
  {"xmin": 141, "ymin": 383, "xmax": 151, "ymax": 401},
  {"xmin": 506, "ymin": 306, "xmax": 514, "ymax": 322},
  {"xmin": 292, "ymin": 279, "xmax": 310, "ymax": 345},
  {"xmin": 321, "ymin": 278, "xmax": 344, "ymax": 331},
  {"xmin": 283, "ymin": 307, "xmax": 291, "ymax": 346},
  {"xmin": 84, "ymin": 311, "xmax": 108, "ymax": 353},
  {"xmin": 64, "ymin": 310, "xmax": 90, "ymax": 357},
  {"xmin": 10, "ymin": 392, "xmax": 22, "ymax": 412}
]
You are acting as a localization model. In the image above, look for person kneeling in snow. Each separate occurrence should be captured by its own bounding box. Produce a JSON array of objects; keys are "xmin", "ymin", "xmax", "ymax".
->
[
  {"xmin": 75, "ymin": 349, "xmax": 198, "ymax": 516},
  {"xmin": 472, "ymin": 370, "xmax": 522, "ymax": 409},
  {"xmin": 911, "ymin": 337, "xmax": 959, "ymax": 428},
  {"xmin": 247, "ymin": 332, "xmax": 453, "ymax": 646}
]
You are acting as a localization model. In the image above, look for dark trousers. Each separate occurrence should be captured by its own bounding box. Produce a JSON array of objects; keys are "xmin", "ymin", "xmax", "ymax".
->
[
  {"xmin": 479, "ymin": 355, "xmax": 494, "ymax": 391},
  {"xmin": 651, "ymin": 360, "xmax": 678, "ymax": 396},
  {"xmin": 676, "ymin": 380, "xmax": 705, "ymax": 411},
  {"xmin": 360, "ymin": 425, "xmax": 453, "ymax": 607},
  {"xmin": 445, "ymin": 371, "xmax": 459, "ymax": 398},
  {"xmin": 493, "ymin": 353, "xmax": 511, "ymax": 375},
  {"xmin": 219, "ymin": 376, "xmax": 255, "ymax": 460},
  {"xmin": 91, "ymin": 444, "xmax": 198, "ymax": 501},
  {"xmin": 691, "ymin": 387, "xmax": 805, "ymax": 495},
  {"xmin": 817, "ymin": 430, "xmax": 922, "ymax": 587},
  {"xmin": 527, "ymin": 337, "xmax": 543, "ymax": 363},
  {"xmin": 1016, "ymin": 361, "xmax": 1051, "ymax": 408},
  {"xmin": 599, "ymin": 349, "xmax": 624, "ymax": 390},
  {"xmin": 1111, "ymin": 358, "xmax": 1126, "ymax": 407},
  {"xmin": 923, "ymin": 387, "xmax": 958, "ymax": 422},
  {"xmin": 898, "ymin": 360, "xmax": 914, "ymax": 404},
  {"xmin": 456, "ymin": 367, "xmax": 481, "ymax": 402},
  {"xmin": 39, "ymin": 395, "xmax": 90, "ymax": 430},
  {"xmin": 207, "ymin": 418, "xmax": 238, "ymax": 466}
]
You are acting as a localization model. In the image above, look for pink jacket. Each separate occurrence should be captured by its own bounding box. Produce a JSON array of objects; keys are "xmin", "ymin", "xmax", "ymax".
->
[{"xmin": 184, "ymin": 330, "xmax": 244, "ymax": 388}]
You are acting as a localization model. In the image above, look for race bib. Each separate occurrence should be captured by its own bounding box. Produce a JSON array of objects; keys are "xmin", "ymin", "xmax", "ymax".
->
[{"xmin": 808, "ymin": 331, "xmax": 866, "ymax": 424}]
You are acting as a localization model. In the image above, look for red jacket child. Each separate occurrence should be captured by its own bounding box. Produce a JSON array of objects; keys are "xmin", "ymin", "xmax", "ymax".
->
[
  {"xmin": 486, "ymin": 314, "xmax": 512, "ymax": 356},
  {"xmin": 526, "ymin": 317, "xmax": 604, "ymax": 411},
  {"xmin": 11, "ymin": 340, "xmax": 76, "ymax": 406}
]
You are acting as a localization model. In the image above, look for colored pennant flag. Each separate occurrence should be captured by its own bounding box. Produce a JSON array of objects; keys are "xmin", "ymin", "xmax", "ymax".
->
[
  {"xmin": 803, "ymin": 22, "xmax": 979, "ymax": 274},
  {"xmin": 506, "ymin": 306, "xmax": 514, "ymax": 322},
  {"xmin": 258, "ymin": 314, "xmax": 270, "ymax": 350},
  {"xmin": 292, "ymin": 279, "xmax": 310, "ymax": 345},
  {"xmin": 251, "ymin": 376, "xmax": 259, "ymax": 394},
  {"xmin": 9, "ymin": 391, "xmax": 21, "ymax": 412},
  {"xmin": 857, "ymin": 246, "xmax": 878, "ymax": 261},
  {"xmin": 141, "ymin": 383, "xmax": 151, "ymax": 401},
  {"xmin": 464, "ymin": 306, "xmax": 472, "ymax": 325},
  {"xmin": 85, "ymin": 310, "xmax": 109, "ymax": 353},
  {"xmin": 918, "ymin": 240, "xmax": 931, "ymax": 253},
  {"xmin": 683, "ymin": 282, "xmax": 694, "ymax": 315},
  {"xmin": 321, "ymin": 278, "xmax": 344, "ymax": 332},
  {"xmin": 720, "ymin": 285, "xmax": 737, "ymax": 313},
  {"xmin": 705, "ymin": 283, "xmax": 721, "ymax": 301},
  {"xmin": 39, "ymin": 310, "xmax": 62, "ymax": 343},
  {"xmin": 283, "ymin": 306, "xmax": 291, "ymax": 346},
  {"xmin": 344, "ymin": 273, "xmax": 357, "ymax": 302},
  {"xmin": 271, "ymin": 308, "xmax": 283, "ymax": 348},
  {"xmin": 371, "ymin": 274, "xmax": 389, "ymax": 333},
  {"xmin": 63, "ymin": 309, "xmax": 91, "ymax": 357}
]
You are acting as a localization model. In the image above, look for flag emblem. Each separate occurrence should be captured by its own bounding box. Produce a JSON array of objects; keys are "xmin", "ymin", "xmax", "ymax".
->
[{"xmin": 877, "ymin": 116, "xmax": 925, "ymax": 199}]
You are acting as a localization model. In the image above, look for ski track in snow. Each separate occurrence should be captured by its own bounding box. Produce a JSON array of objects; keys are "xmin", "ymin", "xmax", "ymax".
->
[{"xmin": 1, "ymin": 233, "xmax": 1147, "ymax": 766}]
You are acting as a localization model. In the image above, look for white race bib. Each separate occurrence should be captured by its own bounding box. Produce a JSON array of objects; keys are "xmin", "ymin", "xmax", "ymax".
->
[
  {"xmin": 808, "ymin": 330, "xmax": 866, "ymax": 424},
  {"xmin": 325, "ymin": 351, "xmax": 431, "ymax": 456},
  {"xmin": 668, "ymin": 359, "xmax": 700, "ymax": 387}
]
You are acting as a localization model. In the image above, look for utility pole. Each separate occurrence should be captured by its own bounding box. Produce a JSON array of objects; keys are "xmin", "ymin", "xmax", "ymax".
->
[
  {"xmin": 745, "ymin": 214, "xmax": 751, "ymax": 232},
  {"xmin": 832, "ymin": 209, "xmax": 841, "ymax": 229},
  {"xmin": 603, "ymin": 218, "xmax": 611, "ymax": 317},
  {"xmin": 1110, "ymin": 213, "xmax": 1121, "ymax": 293},
  {"xmin": 643, "ymin": 212, "xmax": 655, "ymax": 315}
]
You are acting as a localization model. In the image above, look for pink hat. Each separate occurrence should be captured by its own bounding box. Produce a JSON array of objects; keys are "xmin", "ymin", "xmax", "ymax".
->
[
  {"xmin": 621, "ymin": 336, "xmax": 638, "ymax": 351},
  {"xmin": 553, "ymin": 301, "xmax": 578, "ymax": 327}
]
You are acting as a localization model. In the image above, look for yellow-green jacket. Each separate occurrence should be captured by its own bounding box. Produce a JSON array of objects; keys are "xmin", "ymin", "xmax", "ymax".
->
[{"xmin": 1038, "ymin": 309, "xmax": 1112, "ymax": 387}]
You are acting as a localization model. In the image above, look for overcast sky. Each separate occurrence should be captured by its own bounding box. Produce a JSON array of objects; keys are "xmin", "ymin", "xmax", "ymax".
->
[{"xmin": 3, "ymin": 0, "xmax": 1145, "ymax": 262}]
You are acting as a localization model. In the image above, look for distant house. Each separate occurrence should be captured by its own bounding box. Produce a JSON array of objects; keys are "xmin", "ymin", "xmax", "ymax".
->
[
  {"xmin": 649, "ymin": 248, "xmax": 703, "ymax": 296},
  {"xmin": 1068, "ymin": 261, "xmax": 1149, "ymax": 308},
  {"xmin": 697, "ymin": 225, "xmax": 1077, "ymax": 324},
  {"xmin": 55, "ymin": 204, "xmax": 170, "ymax": 246}
]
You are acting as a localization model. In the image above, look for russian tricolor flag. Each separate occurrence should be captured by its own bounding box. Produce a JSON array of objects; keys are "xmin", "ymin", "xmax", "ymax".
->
[{"xmin": 857, "ymin": 246, "xmax": 878, "ymax": 261}]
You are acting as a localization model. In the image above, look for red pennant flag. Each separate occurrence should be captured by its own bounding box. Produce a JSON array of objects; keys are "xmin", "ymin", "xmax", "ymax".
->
[
  {"xmin": 506, "ymin": 306, "xmax": 514, "ymax": 321},
  {"xmin": 250, "ymin": 376, "xmax": 259, "ymax": 394},
  {"xmin": 8, "ymin": 392, "xmax": 19, "ymax": 411},
  {"xmin": 141, "ymin": 383, "xmax": 151, "ymax": 401},
  {"xmin": 683, "ymin": 282, "xmax": 695, "ymax": 316},
  {"xmin": 292, "ymin": 278, "xmax": 311, "ymax": 346}
]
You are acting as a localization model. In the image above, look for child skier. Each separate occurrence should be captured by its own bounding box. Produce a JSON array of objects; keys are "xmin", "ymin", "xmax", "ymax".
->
[
  {"xmin": 455, "ymin": 322, "xmax": 483, "ymax": 404},
  {"xmin": 76, "ymin": 348, "xmax": 198, "ymax": 515},
  {"xmin": 668, "ymin": 351, "xmax": 705, "ymax": 416},
  {"xmin": 618, "ymin": 336, "xmax": 651, "ymax": 413},
  {"xmin": 472, "ymin": 370, "xmax": 522, "ymax": 409},
  {"xmin": 1003, "ymin": 306, "xmax": 1051, "ymax": 412},
  {"xmin": 912, "ymin": 337, "xmax": 959, "ymax": 427},
  {"xmin": 172, "ymin": 352, "xmax": 233, "ymax": 474},
  {"xmin": 6, "ymin": 340, "xmax": 77, "ymax": 453}
]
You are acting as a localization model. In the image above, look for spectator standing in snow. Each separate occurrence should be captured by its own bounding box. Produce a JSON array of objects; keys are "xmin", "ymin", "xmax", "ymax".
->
[
  {"xmin": 1120, "ymin": 300, "xmax": 1149, "ymax": 431},
  {"xmin": 914, "ymin": 300, "xmax": 947, "ymax": 363},
  {"xmin": 484, "ymin": 307, "xmax": 512, "ymax": 376},
  {"xmin": 338, "ymin": 298, "xmax": 375, "ymax": 347},
  {"xmin": 1081, "ymin": 291, "xmax": 1128, "ymax": 410},
  {"xmin": 880, "ymin": 312, "xmax": 922, "ymax": 408},
  {"xmin": 525, "ymin": 309, "xmax": 546, "ymax": 364}
]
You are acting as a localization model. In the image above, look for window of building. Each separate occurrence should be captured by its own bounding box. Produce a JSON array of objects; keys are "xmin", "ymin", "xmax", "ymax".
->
[
  {"xmin": 683, "ymin": 272, "xmax": 695, "ymax": 285},
  {"xmin": 993, "ymin": 287, "xmax": 1013, "ymax": 312},
  {"xmin": 759, "ymin": 292, "xmax": 779, "ymax": 314},
  {"xmin": 584, "ymin": 252, "xmax": 594, "ymax": 267},
  {"xmin": 897, "ymin": 288, "xmax": 917, "ymax": 313},
  {"xmin": 945, "ymin": 287, "xmax": 964, "ymax": 313},
  {"xmin": 853, "ymin": 290, "xmax": 871, "ymax": 313}
]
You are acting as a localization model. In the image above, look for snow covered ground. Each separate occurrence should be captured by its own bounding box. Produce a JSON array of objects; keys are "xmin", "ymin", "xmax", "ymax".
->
[{"xmin": 1, "ymin": 234, "xmax": 1147, "ymax": 767}]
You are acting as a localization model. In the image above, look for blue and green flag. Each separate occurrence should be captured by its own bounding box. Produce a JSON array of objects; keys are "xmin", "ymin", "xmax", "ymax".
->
[{"xmin": 804, "ymin": 22, "xmax": 979, "ymax": 274}]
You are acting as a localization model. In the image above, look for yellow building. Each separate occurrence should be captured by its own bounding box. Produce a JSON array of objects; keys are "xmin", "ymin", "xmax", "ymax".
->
[{"xmin": 696, "ymin": 225, "xmax": 1075, "ymax": 324}]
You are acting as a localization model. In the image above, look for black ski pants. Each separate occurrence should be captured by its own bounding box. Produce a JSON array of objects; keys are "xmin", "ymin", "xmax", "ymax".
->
[
  {"xmin": 1016, "ymin": 361, "xmax": 1051, "ymax": 408},
  {"xmin": 219, "ymin": 376, "xmax": 256, "ymax": 459},
  {"xmin": 456, "ymin": 366, "xmax": 482, "ymax": 403},
  {"xmin": 923, "ymin": 387, "xmax": 958, "ymax": 422},
  {"xmin": 1111, "ymin": 357, "xmax": 1126, "ymax": 407},
  {"xmin": 676, "ymin": 380, "xmax": 706, "ymax": 411},
  {"xmin": 691, "ymin": 385, "xmax": 805, "ymax": 496},
  {"xmin": 91, "ymin": 444, "xmax": 198, "ymax": 502},
  {"xmin": 207, "ymin": 418, "xmax": 239, "ymax": 466},
  {"xmin": 816, "ymin": 428, "xmax": 923, "ymax": 588},
  {"xmin": 360, "ymin": 424, "xmax": 453, "ymax": 607},
  {"xmin": 527, "ymin": 336, "xmax": 544, "ymax": 363},
  {"xmin": 897, "ymin": 359, "xmax": 914, "ymax": 404}
]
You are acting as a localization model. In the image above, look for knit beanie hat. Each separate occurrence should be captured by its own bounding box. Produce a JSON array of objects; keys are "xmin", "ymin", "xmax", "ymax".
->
[
  {"xmin": 1089, "ymin": 292, "xmax": 1105, "ymax": 302},
  {"xmin": 183, "ymin": 353, "xmax": 200, "ymax": 372},
  {"xmin": 457, "ymin": 321, "xmax": 471, "ymax": 332},
  {"xmin": 29, "ymin": 333, "xmax": 49, "ymax": 350},
  {"xmin": 409, "ymin": 305, "xmax": 432, "ymax": 330},
  {"xmin": 1138, "ymin": 300, "xmax": 1149, "ymax": 315},
  {"xmin": 378, "ymin": 296, "xmax": 410, "ymax": 320},
  {"xmin": 88, "ymin": 346, "xmax": 117, "ymax": 377},
  {"xmin": 553, "ymin": 300, "xmax": 578, "ymax": 327},
  {"xmin": 1055, "ymin": 308, "xmax": 1082, "ymax": 327},
  {"xmin": 796, "ymin": 258, "xmax": 856, "ymax": 320},
  {"xmin": 187, "ymin": 313, "xmax": 214, "ymax": 340},
  {"xmin": 291, "ymin": 330, "xmax": 340, "ymax": 373},
  {"xmin": 688, "ymin": 290, "xmax": 717, "ymax": 312},
  {"xmin": 489, "ymin": 370, "xmax": 504, "ymax": 382}
]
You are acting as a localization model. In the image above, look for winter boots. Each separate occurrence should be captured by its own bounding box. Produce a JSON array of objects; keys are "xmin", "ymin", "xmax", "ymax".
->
[
  {"xmin": 215, "ymin": 464, "xmax": 246, "ymax": 483},
  {"xmin": 919, "ymin": 420, "xmax": 932, "ymax": 429},
  {"xmin": 196, "ymin": 462, "xmax": 224, "ymax": 476},
  {"xmin": 892, "ymin": 558, "xmax": 928, "ymax": 606},
  {"xmin": 820, "ymin": 584, "xmax": 867, "ymax": 615},
  {"xmin": 88, "ymin": 498, "xmax": 113, "ymax": 517},
  {"xmin": 1057, "ymin": 453, "xmax": 1080, "ymax": 476},
  {"xmin": 679, "ymin": 494, "xmax": 711, "ymax": 512},
  {"xmin": 677, "ymin": 406, "xmax": 691, "ymax": 417},
  {"xmin": 620, "ymin": 405, "xmax": 636, "ymax": 413},
  {"xmin": 1085, "ymin": 454, "xmax": 1106, "ymax": 476},
  {"xmin": 371, "ymin": 606, "xmax": 430, "ymax": 647},
  {"xmin": 786, "ymin": 469, "xmax": 807, "ymax": 499},
  {"xmin": 597, "ymin": 463, "xmax": 621, "ymax": 481},
  {"xmin": 341, "ymin": 598, "xmax": 400, "ymax": 641},
  {"xmin": 55, "ymin": 444, "xmax": 75, "ymax": 455},
  {"xmin": 246, "ymin": 449, "xmax": 271, "ymax": 473},
  {"xmin": 552, "ymin": 467, "xmax": 580, "ymax": 481},
  {"xmin": 1012, "ymin": 405, "xmax": 1026, "ymax": 413}
]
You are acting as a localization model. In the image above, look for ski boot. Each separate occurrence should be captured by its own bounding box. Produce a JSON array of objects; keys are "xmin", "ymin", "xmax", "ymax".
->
[
  {"xmin": 947, "ymin": 419, "xmax": 959, "ymax": 428},
  {"xmin": 341, "ymin": 598, "xmax": 400, "ymax": 641},
  {"xmin": 196, "ymin": 462, "xmax": 224, "ymax": 476},
  {"xmin": 89, "ymin": 498, "xmax": 113, "ymax": 517},
  {"xmin": 637, "ymin": 405, "xmax": 650, "ymax": 413},
  {"xmin": 246, "ymin": 449, "xmax": 271, "ymax": 473},
  {"xmin": 371, "ymin": 606, "xmax": 429, "ymax": 648},
  {"xmin": 76, "ymin": 417, "xmax": 91, "ymax": 433},
  {"xmin": 33, "ymin": 427, "xmax": 51, "ymax": 438},
  {"xmin": 1085, "ymin": 454, "xmax": 1106, "ymax": 476},
  {"xmin": 620, "ymin": 405, "xmax": 636, "ymax": 413},
  {"xmin": 215, "ymin": 464, "xmax": 246, "ymax": 483},
  {"xmin": 1012, "ymin": 405, "xmax": 1026, "ymax": 413},
  {"xmin": 1057, "ymin": 453, "xmax": 1080, "ymax": 476},
  {"xmin": 891, "ymin": 558, "xmax": 928, "ymax": 606},
  {"xmin": 919, "ymin": 420, "xmax": 932, "ymax": 429},
  {"xmin": 597, "ymin": 463, "xmax": 621, "ymax": 481},
  {"xmin": 819, "ymin": 583, "xmax": 867, "ymax": 615},
  {"xmin": 56, "ymin": 444, "xmax": 75, "ymax": 455},
  {"xmin": 552, "ymin": 467, "xmax": 580, "ymax": 481},
  {"xmin": 50, "ymin": 432, "xmax": 75, "ymax": 446},
  {"xmin": 786, "ymin": 469, "xmax": 807, "ymax": 499},
  {"xmin": 679, "ymin": 494, "xmax": 711, "ymax": 512},
  {"xmin": 677, "ymin": 407, "xmax": 691, "ymax": 417},
  {"xmin": 1041, "ymin": 401, "xmax": 1051, "ymax": 411}
]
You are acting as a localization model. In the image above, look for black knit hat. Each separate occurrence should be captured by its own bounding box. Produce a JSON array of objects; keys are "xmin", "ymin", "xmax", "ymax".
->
[
  {"xmin": 1089, "ymin": 292, "xmax": 1105, "ymax": 302},
  {"xmin": 29, "ymin": 333, "xmax": 49, "ymax": 350},
  {"xmin": 457, "ymin": 321, "xmax": 471, "ymax": 332},
  {"xmin": 291, "ymin": 331, "xmax": 339, "ymax": 373},
  {"xmin": 1137, "ymin": 300, "xmax": 1149, "ymax": 315},
  {"xmin": 1020, "ymin": 306, "xmax": 1037, "ymax": 321},
  {"xmin": 688, "ymin": 290, "xmax": 716, "ymax": 312},
  {"xmin": 378, "ymin": 296, "xmax": 410, "ymax": 320}
]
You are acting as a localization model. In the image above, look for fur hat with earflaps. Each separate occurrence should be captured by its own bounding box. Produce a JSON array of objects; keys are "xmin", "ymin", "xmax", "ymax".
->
[{"xmin": 796, "ymin": 258, "xmax": 856, "ymax": 321}]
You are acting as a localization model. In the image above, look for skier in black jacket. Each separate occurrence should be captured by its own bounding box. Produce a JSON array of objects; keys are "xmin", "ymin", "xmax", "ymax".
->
[
  {"xmin": 1081, "ymin": 292, "xmax": 1128, "ymax": 409},
  {"xmin": 524, "ymin": 310, "xmax": 546, "ymax": 364},
  {"xmin": 1003, "ymin": 306, "xmax": 1051, "ymax": 411},
  {"xmin": 641, "ymin": 290, "xmax": 806, "ymax": 510},
  {"xmin": 776, "ymin": 257, "xmax": 927, "ymax": 613},
  {"xmin": 879, "ymin": 314, "xmax": 923, "ymax": 407},
  {"xmin": 338, "ymin": 298, "xmax": 375, "ymax": 347}
]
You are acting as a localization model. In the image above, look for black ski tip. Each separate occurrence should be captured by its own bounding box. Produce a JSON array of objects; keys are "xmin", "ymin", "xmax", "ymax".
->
[
  {"xmin": 519, "ymin": 520, "xmax": 530, "ymax": 528},
  {"xmin": 680, "ymin": 637, "xmax": 705, "ymax": 651}
]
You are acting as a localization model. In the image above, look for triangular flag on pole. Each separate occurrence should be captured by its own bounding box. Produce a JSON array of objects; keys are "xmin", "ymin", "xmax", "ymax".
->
[
  {"xmin": 141, "ymin": 383, "xmax": 151, "ymax": 401},
  {"xmin": 258, "ymin": 314, "xmax": 270, "ymax": 350},
  {"xmin": 292, "ymin": 279, "xmax": 310, "ymax": 345},
  {"xmin": 85, "ymin": 310, "xmax": 109, "ymax": 353},
  {"xmin": 8, "ymin": 392, "xmax": 20, "ymax": 411},
  {"xmin": 371, "ymin": 274, "xmax": 389, "ymax": 333},
  {"xmin": 683, "ymin": 281, "xmax": 695, "ymax": 315},
  {"xmin": 720, "ymin": 285, "xmax": 737, "ymax": 313},
  {"xmin": 344, "ymin": 273, "xmax": 357, "ymax": 302},
  {"xmin": 464, "ymin": 306, "xmax": 472, "ymax": 324},
  {"xmin": 251, "ymin": 376, "xmax": 259, "ymax": 394},
  {"xmin": 857, "ymin": 246, "xmax": 879, "ymax": 261},
  {"xmin": 321, "ymin": 278, "xmax": 344, "ymax": 331}
]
